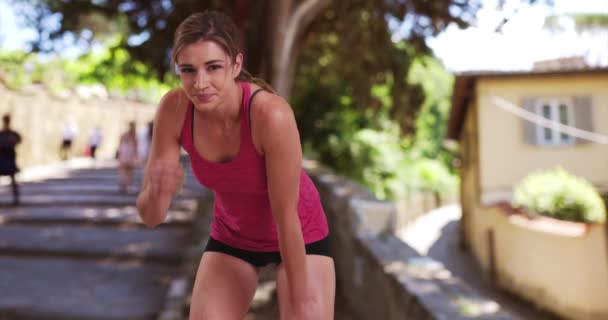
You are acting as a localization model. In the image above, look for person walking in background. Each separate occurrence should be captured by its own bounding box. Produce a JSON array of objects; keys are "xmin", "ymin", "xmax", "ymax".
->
[
  {"xmin": 88, "ymin": 126, "xmax": 103, "ymax": 159},
  {"xmin": 144, "ymin": 120, "xmax": 153, "ymax": 161},
  {"xmin": 137, "ymin": 121, "xmax": 153, "ymax": 164},
  {"xmin": 136, "ymin": 11, "xmax": 334, "ymax": 319},
  {"xmin": 0, "ymin": 114, "xmax": 22, "ymax": 205},
  {"xmin": 59, "ymin": 121, "xmax": 77, "ymax": 161},
  {"xmin": 146, "ymin": 121, "xmax": 153, "ymax": 143},
  {"xmin": 117, "ymin": 122, "xmax": 138, "ymax": 193}
]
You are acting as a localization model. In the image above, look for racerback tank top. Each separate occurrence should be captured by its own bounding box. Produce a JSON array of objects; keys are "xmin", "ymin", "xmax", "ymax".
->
[{"xmin": 179, "ymin": 82, "xmax": 328, "ymax": 251}]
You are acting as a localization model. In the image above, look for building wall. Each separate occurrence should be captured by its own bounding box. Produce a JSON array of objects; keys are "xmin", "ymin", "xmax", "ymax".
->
[
  {"xmin": 475, "ymin": 74, "xmax": 608, "ymax": 199},
  {"xmin": 472, "ymin": 206, "xmax": 608, "ymax": 320},
  {"xmin": 460, "ymin": 95, "xmax": 481, "ymax": 253},
  {"xmin": 0, "ymin": 85, "xmax": 156, "ymax": 169}
]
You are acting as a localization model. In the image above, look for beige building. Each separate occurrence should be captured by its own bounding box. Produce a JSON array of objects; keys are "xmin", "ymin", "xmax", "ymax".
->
[{"xmin": 447, "ymin": 68, "xmax": 608, "ymax": 319}]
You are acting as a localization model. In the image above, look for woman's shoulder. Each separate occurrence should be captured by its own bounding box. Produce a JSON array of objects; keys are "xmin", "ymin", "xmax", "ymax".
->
[
  {"xmin": 159, "ymin": 88, "xmax": 189, "ymax": 111},
  {"xmin": 249, "ymin": 86, "xmax": 292, "ymax": 122},
  {"xmin": 153, "ymin": 88, "xmax": 190, "ymax": 138},
  {"xmin": 156, "ymin": 88, "xmax": 190, "ymax": 122},
  {"xmin": 249, "ymin": 86, "xmax": 298, "ymax": 141}
]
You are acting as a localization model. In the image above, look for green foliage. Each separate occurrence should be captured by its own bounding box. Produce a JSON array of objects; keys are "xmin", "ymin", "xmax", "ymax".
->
[
  {"xmin": 0, "ymin": 64, "xmax": 28, "ymax": 90},
  {"xmin": 293, "ymin": 38, "xmax": 458, "ymax": 200},
  {"xmin": 411, "ymin": 159, "xmax": 458, "ymax": 194},
  {"xmin": 0, "ymin": 45, "xmax": 174, "ymax": 104},
  {"xmin": 31, "ymin": 57, "xmax": 79, "ymax": 95},
  {"xmin": 348, "ymin": 121, "xmax": 406, "ymax": 199},
  {"xmin": 0, "ymin": 50, "xmax": 31, "ymax": 90},
  {"xmin": 545, "ymin": 13, "xmax": 608, "ymax": 32},
  {"xmin": 409, "ymin": 56, "xmax": 457, "ymax": 171},
  {"xmin": 73, "ymin": 38, "xmax": 175, "ymax": 103},
  {"xmin": 512, "ymin": 167, "xmax": 606, "ymax": 223}
]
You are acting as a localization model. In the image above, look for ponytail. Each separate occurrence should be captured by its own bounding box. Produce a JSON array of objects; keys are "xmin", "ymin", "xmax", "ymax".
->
[{"xmin": 237, "ymin": 69, "xmax": 276, "ymax": 94}]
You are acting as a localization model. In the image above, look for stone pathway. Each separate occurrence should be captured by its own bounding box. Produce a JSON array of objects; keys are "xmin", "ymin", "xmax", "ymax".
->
[
  {"xmin": 0, "ymin": 158, "xmax": 206, "ymax": 320},
  {"xmin": 398, "ymin": 204, "xmax": 560, "ymax": 320}
]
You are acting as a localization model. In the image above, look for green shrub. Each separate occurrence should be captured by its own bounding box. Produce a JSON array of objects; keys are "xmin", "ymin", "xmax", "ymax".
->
[
  {"xmin": 412, "ymin": 158, "xmax": 459, "ymax": 195},
  {"xmin": 512, "ymin": 167, "xmax": 606, "ymax": 223},
  {"xmin": 0, "ymin": 64, "xmax": 29, "ymax": 90}
]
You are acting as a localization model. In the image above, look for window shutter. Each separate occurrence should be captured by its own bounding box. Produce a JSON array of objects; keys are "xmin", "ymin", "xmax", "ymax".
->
[
  {"xmin": 521, "ymin": 98, "xmax": 537, "ymax": 145},
  {"xmin": 573, "ymin": 96, "xmax": 594, "ymax": 144}
]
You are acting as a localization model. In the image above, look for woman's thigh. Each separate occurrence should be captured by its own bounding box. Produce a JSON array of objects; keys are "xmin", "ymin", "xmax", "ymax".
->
[
  {"xmin": 276, "ymin": 255, "xmax": 335, "ymax": 320},
  {"xmin": 189, "ymin": 251, "xmax": 259, "ymax": 320}
]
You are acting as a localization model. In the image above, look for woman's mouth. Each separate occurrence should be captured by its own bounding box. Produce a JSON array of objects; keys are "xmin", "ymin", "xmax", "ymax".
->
[{"xmin": 195, "ymin": 93, "xmax": 214, "ymax": 103}]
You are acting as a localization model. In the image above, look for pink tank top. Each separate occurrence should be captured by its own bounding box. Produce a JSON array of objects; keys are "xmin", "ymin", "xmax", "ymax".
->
[{"xmin": 179, "ymin": 82, "xmax": 328, "ymax": 251}]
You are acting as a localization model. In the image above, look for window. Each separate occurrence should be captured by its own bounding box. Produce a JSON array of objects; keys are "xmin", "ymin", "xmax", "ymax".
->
[{"xmin": 534, "ymin": 98, "xmax": 574, "ymax": 145}]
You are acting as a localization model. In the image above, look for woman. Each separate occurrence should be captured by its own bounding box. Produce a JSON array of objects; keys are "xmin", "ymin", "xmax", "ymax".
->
[
  {"xmin": 136, "ymin": 10, "xmax": 335, "ymax": 320},
  {"xmin": 118, "ymin": 122, "xmax": 138, "ymax": 193}
]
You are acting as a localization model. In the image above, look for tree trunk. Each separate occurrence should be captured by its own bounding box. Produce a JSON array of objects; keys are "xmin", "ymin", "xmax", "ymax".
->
[{"xmin": 269, "ymin": 0, "xmax": 331, "ymax": 98}]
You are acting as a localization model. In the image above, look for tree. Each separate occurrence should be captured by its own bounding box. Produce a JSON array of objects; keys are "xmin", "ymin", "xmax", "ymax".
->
[
  {"xmin": 267, "ymin": 0, "xmax": 331, "ymax": 97},
  {"xmin": 544, "ymin": 13, "xmax": 608, "ymax": 32},
  {"xmin": 543, "ymin": 13, "xmax": 608, "ymax": 67},
  {"xmin": 289, "ymin": 0, "xmax": 477, "ymax": 135},
  {"xmin": 15, "ymin": 1, "xmax": 478, "ymax": 93}
]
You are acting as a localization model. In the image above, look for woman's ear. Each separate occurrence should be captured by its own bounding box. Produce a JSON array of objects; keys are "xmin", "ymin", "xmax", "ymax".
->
[{"xmin": 233, "ymin": 53, "xmax": 243, "ymax": 78}]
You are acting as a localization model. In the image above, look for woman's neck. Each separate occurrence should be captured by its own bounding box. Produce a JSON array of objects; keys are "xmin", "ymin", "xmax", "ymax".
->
[{"xmin": 202, "ymin": 82, "xmax": 243, "ymax": 129}]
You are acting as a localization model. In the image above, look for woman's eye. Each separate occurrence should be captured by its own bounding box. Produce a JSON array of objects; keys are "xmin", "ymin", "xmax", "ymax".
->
[
  {"xmin": 208, "ymin": 65, "xmax": 222, "ymax": 71},
  {"xmin": 180, "ymin": 68, "xmax": 194, "ymax": 74}
]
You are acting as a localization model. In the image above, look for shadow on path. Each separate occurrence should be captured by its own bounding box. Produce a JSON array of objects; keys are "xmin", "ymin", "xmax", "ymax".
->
[{"xmin": 403, "ymin": 205, "xmax": 563, "ymax": 320}]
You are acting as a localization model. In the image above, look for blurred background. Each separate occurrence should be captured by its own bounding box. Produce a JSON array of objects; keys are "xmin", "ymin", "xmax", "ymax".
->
[{"xmin": 0, "ymin": 0, "xmax": 607, "ymax": 319}]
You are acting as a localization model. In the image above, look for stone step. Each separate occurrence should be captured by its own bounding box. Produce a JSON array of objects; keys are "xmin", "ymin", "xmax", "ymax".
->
[
  {"xmin": 46, "ymin": 169, "xmax": 197, "ymax": 180},
  {"xmin": 0, "ymin": 194, "xmax": 197, "ymax": 209},
  {"xmin": 0, "ymin": 183, "xmax": 204, "ymax": 197},
  {"xmin": 0, "ymin": 224, "xmax": 191, "ymax": 261},
  {"xmin": 0, "ymin": 255, "xmax": 177, "ymax": 320},
  {"xmin": 32, "ymin": 177, "xmax": 204, "ymax": 192},
  {"xmin": 0, "ymin": 190, "xmax": 197, "ymax": 205},
  {"xmin": 0, "ymin": 206, "xmax": 195, "ymax": 226}
]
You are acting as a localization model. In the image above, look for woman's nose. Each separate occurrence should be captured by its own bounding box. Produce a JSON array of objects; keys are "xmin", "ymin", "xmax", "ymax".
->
[{"xmin": 194, "ymin": 72, "xmax": 209, "ymax": 90}]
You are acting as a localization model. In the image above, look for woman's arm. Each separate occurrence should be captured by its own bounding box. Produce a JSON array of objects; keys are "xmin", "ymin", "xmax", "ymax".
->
[
  {"xmin": 254, "ymin": 94, "xmax": 310, "ymax": 306},
  {"xmin": 136, "ymin": 89, "xmax": 186, "ymax": 227}
]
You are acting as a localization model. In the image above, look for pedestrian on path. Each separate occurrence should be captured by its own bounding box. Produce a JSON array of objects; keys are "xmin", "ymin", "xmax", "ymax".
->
[
  {"xmin": 136, "ymin": 10, "xmax": 334, "ymax": 320},
  {"xmin": 59, "ymin": 121, "xmax": 77, "ymax": 161},
  {"xmin": 137, "ymin": 120, "xmax": 154, "ymax": 165},
  {"xmin": 117, "ymin": 121, "xmax": 138, "ymax": 193},
  {"xmin": 88, "ymin": 126, "xmax": 103, "ymax": 159},
  {"xmin": 0, "ymin": 114, "xmax": 22, "ymax": 205}
]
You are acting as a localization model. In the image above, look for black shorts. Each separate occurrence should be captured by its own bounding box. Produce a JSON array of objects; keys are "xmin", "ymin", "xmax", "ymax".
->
[
  {"xmin": 61, "ymin": 139, "xmax": 72, "ymax": 148},
  {"xmin": 204, "ymin": 236, "xmax": 331, "ymax": 268}
]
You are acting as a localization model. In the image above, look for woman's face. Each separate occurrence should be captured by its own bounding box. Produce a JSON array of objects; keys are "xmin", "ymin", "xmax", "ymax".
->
[{"xmin": 177, "ymin": 40, "xmax": 242, "ymax": 112}]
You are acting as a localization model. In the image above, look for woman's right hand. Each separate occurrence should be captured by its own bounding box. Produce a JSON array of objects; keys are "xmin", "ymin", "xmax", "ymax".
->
[
  {"xmin": 147, "ymin": 161, "xmax": 185, "ymax": 197},
  {"xmin": 137, "ymin": 161, "xmax": 184, "ymax": 227}
]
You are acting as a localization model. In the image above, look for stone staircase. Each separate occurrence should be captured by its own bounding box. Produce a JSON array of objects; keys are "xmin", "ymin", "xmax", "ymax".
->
[{"xmin": 0, "ymin": 158, "xmax": 205, "ymax": 320}]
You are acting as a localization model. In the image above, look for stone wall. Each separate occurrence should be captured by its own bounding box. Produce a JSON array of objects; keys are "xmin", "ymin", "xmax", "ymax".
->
[
  {"xmin": 304, "ymin": 160, "xmax": 516, "ymax": 320},
  {"xmin": 0, "ymin": 84, "xmax": 156, "ymax": 169}
]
